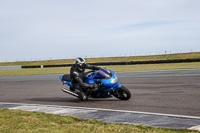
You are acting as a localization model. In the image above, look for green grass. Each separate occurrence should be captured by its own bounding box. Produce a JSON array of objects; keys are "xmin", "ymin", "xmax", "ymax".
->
[
  {"xmin": 1, "ymin": 62, "xmax": 200, "ymax": 76},
  {"xmin": 0, "ymin": 109, "xmax": 199, "ymax": 133},
  {"xmin": 1, "ymin": 52, "xmax": 200, "ymax": 66},
  {"xmin": 1, "ymin": 52, "xmax": 200, "ymax": 76}
]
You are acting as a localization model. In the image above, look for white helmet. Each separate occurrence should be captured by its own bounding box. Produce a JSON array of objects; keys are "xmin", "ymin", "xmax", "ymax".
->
[{"xmin": 75, "ymin": 57, "xmax": 86, "ymax": 72}]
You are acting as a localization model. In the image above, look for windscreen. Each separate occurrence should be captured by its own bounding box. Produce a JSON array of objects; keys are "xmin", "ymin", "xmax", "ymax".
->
[{"xmin": 94, "ymin": 68, "xmax": 112, "ymax": 79}]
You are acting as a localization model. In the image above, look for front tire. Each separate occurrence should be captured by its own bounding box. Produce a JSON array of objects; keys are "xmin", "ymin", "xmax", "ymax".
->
[{"xmin": 113, "ymin": 86, "xmax": 131, "ymax": 100}]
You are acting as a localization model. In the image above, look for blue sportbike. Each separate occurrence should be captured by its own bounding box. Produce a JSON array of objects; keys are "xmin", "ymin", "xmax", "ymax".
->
[{"xmin": 59, "ymin": 67, "xmax": 131, "ymax": 100}]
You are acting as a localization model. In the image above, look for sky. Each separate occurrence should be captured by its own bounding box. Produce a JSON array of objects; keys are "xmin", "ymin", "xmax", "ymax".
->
[{"xmin": 0, "ymin": 0, "xmax": 200, "ymax": 62}]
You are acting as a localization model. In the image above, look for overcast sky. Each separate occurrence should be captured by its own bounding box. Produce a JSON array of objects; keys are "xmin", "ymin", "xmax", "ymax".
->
[{"xmin": 0, "ymin": 0, "xmax": 200, "ymax": 62}]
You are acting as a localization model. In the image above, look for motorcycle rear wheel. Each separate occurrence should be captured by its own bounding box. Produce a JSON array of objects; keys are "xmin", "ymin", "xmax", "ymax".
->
[{"xmin": 113, "ymin": 86, "xmax": 131, "ymax": 100}]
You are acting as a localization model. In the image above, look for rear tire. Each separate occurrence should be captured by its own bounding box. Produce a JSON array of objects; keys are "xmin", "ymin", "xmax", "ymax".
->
[{"xmin": 113, "ymin": 86, "xmax": 131, "ymax": 100}]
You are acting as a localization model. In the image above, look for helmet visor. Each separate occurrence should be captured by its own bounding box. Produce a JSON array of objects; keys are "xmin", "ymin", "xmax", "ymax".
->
[{"xmin": 78, "ymin": 63, "xmax": 86, "ymax": 69}]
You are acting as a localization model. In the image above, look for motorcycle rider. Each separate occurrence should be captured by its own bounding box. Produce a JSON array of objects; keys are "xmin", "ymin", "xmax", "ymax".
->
[{"xmin": 70, "ymin": 57, "xmax": 100, "ymax": 101}]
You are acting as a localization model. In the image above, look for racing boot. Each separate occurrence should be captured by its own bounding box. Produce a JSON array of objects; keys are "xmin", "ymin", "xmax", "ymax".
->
[{"xmin": 78, "ymin": 91, "xmax": 88, "ymax": 101}]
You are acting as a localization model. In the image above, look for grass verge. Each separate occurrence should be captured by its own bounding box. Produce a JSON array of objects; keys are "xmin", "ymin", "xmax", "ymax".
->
[
  {"xmin": 0, "ymin": 62, "xmax": 200, "ymax": 76},
  {"xmin": 1, "ymin": 52, "xmax": 200, "ymax": 66},
  {"xmin": 0, "ymin": 108, "xmax": 199, "ymax": 133}
]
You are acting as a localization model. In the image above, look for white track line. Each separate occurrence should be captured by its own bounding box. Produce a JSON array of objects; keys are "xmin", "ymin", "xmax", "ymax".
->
[{"xmin": 1, "ymin": 102, "xmax": 200, "ymax": 120}]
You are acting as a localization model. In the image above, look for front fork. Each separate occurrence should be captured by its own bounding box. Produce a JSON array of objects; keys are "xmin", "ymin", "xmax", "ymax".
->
[
  {"xmin": 115, "ymin": 83, "xmax": 122, "ymax": 89},
  {"xmin": 112, "ymin": 83, "xmax": 122, "ymax": 96}
]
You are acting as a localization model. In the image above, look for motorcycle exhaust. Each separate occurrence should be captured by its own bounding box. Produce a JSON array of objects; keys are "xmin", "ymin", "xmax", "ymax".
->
[{"xmin": 61, "ymin": 88, "xmax": 79, "ymax": 98}]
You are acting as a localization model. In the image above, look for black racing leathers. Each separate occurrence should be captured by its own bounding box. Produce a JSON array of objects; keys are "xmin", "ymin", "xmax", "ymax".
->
[{"xmin": 70, "ymin": 64, "xmax": 100, "ymax": 91}]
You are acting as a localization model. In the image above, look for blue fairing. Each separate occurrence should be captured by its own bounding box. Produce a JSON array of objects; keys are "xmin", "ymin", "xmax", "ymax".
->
[
  {"xmin": 59, "ymin": 74, "xmax": 72, "ymax": 87},
  {"xmin": 85, "ymin": 68, "xmax": 120, "ymax": 91},
  {"xmin": 65, "ymin": 81, "xmax": 72, "ymax": 87},
  {"xmin": 59, "ymin": 74, "xmax": 64, "ymax": 80},
  {"xmin": 115, "ymin": 83, "xmax": 122, "ymax": 89},
  {"xmin": 59, "ymin": 67, "xmax": 122, "ymax": 96}
]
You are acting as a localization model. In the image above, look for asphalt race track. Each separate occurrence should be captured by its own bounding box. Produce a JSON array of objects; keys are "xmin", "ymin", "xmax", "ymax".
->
[{"xmin": 1, "ymin": 69, "xmax": 200, "ymax": 117}]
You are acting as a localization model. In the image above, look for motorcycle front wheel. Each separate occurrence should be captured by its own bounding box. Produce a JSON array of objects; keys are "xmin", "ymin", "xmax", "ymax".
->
[{"xmin": 113, "ymin": 86, "xmax": 131, "ymax": 100}]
